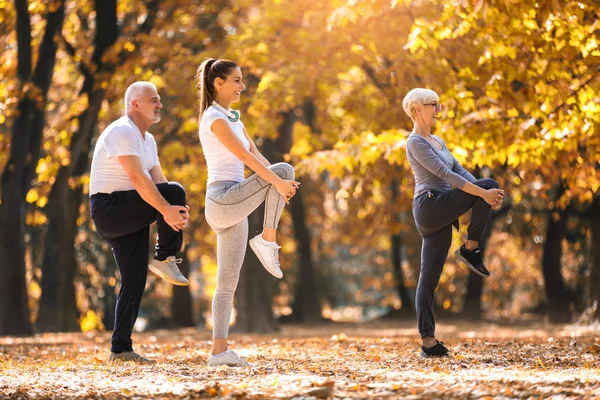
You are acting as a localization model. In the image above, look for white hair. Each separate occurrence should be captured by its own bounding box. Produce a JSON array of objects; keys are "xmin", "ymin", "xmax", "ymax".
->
[
  {"xmin": 402, "ymin": 88, "xmax": 439, "ymax": 120},
  {"xmin": 124, "ymin": 81, "xmax": 157, "ymax": 112}
]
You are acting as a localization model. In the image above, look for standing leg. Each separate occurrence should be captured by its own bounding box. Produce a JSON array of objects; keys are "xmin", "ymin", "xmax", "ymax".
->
[
  {"xmin": 209, "ymin": 219, "xmax": 250, "ymax": 366},
  {"xmin": 415, "ymin": 225, "xmax": 452, "ymax": 354},
  {"xmin": 212, "ymin": 219, "xmax": 248, "ymax": 340},
  {"xmin": 109, "ymin": 226, "xmax": 150, "ymax": 354}
]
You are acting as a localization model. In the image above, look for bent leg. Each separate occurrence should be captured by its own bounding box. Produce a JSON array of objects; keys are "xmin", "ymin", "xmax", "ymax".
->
[
  {"xmin": 466, "ymin": 178, "xmax": 499, "ymax": 242},
  {"xmin": 414, "ymin": 178, "xmax": 499, "ymax": 239},
  {"xmin": 154, "ymin": 181, "xmax": 187, "ymax": 260},
  {"xmin": 206, "ymin": 162, "xmax": 295, "ymax": 230}
]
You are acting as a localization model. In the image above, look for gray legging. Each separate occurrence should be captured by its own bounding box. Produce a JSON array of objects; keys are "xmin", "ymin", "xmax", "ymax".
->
[{"xmin": 205, "ymin": 162, "xmax": 295, "ymax": 339}]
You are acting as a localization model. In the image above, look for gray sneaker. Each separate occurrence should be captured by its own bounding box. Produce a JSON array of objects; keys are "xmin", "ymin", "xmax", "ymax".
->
[
  {"xmin": 149, "ymin": 256, "xmax": 189, "ymax": 286},
  {"xmin": 108, "ymin": 351, "xmax": 155, "ymax": 363}
]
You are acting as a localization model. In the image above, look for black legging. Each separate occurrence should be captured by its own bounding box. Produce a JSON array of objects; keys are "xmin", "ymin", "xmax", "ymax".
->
[{"xmin": 412, "ymin": 178, "xmax": 499, "ymax": 338}]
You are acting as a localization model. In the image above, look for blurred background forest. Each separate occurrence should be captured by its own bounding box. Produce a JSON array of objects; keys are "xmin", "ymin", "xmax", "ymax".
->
[{"xmin": 0, "ymin": 0, "xmax": 599, "ymax": 337}]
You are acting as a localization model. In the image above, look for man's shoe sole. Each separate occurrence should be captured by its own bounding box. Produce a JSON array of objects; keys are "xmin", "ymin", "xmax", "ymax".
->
[
  {"xmin": 108, "ymin": 354, "xmax": 155, "ymax": 363},
  {"xmin": 420, "ymin": 350, "xmax": 448, "ymax": 358},
  {"xmin": 249, "ymin": 238, "xmax": 283, "ymax": 279},
  {"xmin": 454, "ymin": 250, "xmax": 490, "ymax": 277},
  {"xmin": 148, "ymin": 265, "xmax": 190, "ymax": 286}
]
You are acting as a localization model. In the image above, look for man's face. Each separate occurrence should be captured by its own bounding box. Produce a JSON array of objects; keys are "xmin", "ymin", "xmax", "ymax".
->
[{"xmin": 135, "ymin": 87, "xmax": 163, "ymax": 124}]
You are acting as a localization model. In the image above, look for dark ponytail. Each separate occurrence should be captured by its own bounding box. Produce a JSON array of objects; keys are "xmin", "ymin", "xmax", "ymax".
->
[{"xmin": 196, "ymin": 58, "xmax": 239, "ymax": 116}]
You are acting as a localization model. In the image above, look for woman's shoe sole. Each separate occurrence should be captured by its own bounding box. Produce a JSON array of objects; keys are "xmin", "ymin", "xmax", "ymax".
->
[{"xmin": 454, "ymin": 250, "xmax": 490, "ymax": 277}]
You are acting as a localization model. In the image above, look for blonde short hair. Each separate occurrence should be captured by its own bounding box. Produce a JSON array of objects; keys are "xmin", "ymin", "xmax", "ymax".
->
[{"xmin": 402, "ymin": 88, "xmax": 439, "ymax": 120}]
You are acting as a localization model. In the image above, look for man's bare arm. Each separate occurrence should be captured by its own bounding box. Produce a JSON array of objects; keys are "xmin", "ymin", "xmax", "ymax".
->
[
  {"xmin": 118, "ymin": 155, "xmax": 187, "ymax": 231},
  {"xmin": 150, "ymin": 165, "xmax": 168, "ymax": 184}
]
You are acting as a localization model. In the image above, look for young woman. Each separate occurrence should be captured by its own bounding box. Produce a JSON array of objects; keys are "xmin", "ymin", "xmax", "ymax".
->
[
  {"xmin": 197, "ymin": 59, "xmax": 300, "ymax": 366},
  {"xmin": 403, "ymin": 88, "xmax": 504, "ymax": 358}
]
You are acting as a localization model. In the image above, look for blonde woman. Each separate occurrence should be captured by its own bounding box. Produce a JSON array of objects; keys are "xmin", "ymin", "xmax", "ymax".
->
[{"xmin": 403, "ymin": 88, "xmax": 504, "ymax": 357}]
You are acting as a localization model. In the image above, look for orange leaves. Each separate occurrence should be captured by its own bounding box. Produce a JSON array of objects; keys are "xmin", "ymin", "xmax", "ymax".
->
[
  {"xmin": 307, "ymin": 380, "xmax": 335, "ymax": 398},
  {"xmin": 330, "ymin": 332, "xmax": 348, "ymax": 342},
  {"xmin": 0, "ymin": 326, "xmax": 599, "ymax": 398}
]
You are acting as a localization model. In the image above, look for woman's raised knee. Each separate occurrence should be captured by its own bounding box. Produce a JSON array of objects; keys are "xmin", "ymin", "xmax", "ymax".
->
[
  {"xmin": 484, "ymin": 178, "xmax": 499, "ymax": 189},
  {"xmin": 271, "ymin": 162, "xmax": 295, "ymax": 180},
  {"xmin": 476, "ymin": 178, "xmax": 499, "ymax": 190}
]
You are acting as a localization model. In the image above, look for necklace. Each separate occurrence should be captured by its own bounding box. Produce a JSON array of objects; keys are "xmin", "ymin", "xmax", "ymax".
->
[{"xmin": 212, "ymin": 101, "xmax": 240, "ymax": 123}]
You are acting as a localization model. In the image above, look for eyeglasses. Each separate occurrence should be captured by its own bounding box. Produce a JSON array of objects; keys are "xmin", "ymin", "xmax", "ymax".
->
[{"xmin": 424, "ymin": 103, "xmax": 444, "ymax": 112}]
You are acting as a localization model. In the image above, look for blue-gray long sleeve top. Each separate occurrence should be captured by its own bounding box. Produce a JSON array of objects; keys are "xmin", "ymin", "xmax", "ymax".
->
[{"xmin": 406, "ymin": 134, "xmax": 476, "ymax": 199}]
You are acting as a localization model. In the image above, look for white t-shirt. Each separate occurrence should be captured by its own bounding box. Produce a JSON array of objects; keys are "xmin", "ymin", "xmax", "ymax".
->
[
  {"xmin": 199, "ymin": 105, "xmax": 250, "ymax": 184},
  {"xmin": 89, "ymin": 115, "xmax": 160, "ymax": 196}
]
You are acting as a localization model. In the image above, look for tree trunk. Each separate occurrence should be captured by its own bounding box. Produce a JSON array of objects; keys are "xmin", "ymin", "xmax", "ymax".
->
[
  {"xmin": 37, "ymin": 158, "xmax": 89, "ymax": 332},
  {"xmin": 289, "ymin": 100, "xmax": 323, "ymax": 322},
  {"xmin": 37, "ymin": 95, "xmax": 105, "ymax": 332},
  {"xmin": 290, "ymin": 189, "xmax": 322, "ymax": 323},
  {"xmin": 387, "ymin": 178, "xmax": 412, "ymax": 317},
  {"xmin": 542, "ymin": 189, "xmax": 571, "ymax": 323},
  {"xmin": 589, "ymin": 196, "xmax": 600, "ymax": 321},
  {"xmin": 0, "ymin": 0, "xmax": 65, "ymax": 336},
  {"xmin": 462, "ymin": 272, "xmax": 484, "ymax": 319},
  {"xmin": 171, "ymin": 247, "xmax": 195, "ymax": 327},
  {"xmin": 391, "ymin": 232, "xmax": 413, "ymax": 311},
  {"xmin": 37, "ymin": 0, "xmax": 117, "ymax": 332},
  {"xmin": 461, "ymin": 203, "xmax": 511, "ymax": 319},
  {"xmin": 36, "ymin": 188, "xmax": 81, "ymax": 331},
  {"xmin": 233, "ymin": 204, "xmax": 278, "ymax": 333},
  {"xmin": 102, "ymin": 248, "xmax": 118, "ymax": 331}
]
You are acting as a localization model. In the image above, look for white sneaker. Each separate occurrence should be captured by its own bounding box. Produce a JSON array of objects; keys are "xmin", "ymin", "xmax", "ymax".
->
[
  {"xmin": 249, "ymin": 234, "xmax": 283, "ymax": 279},
  {"xmin": 207, "ymin": 349, "xmax": 251, "ymax": 367},
  {"xmin": 149, "ymin": 256, "xmax": 189, "ymax": 286}
]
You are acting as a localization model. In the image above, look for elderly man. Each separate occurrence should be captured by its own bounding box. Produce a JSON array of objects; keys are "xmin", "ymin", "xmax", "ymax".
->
[{"xmin": 90, "ymin": 81, "xmax": 190, "ymax": 363}]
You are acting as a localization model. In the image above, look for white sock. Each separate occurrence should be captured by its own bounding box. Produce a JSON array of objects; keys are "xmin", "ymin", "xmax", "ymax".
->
[{"xmin": 213, "ymin": 350, "xmax": 227, "ymax": 358}]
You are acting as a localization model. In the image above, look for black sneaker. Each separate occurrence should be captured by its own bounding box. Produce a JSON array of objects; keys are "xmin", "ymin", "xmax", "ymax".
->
[
  {"xmin": 421, "ymin": 340, "xmax": 449, "ymax": 358},
  {"xmin": 455, "ymin": 245, "xmax": 491, "ymax": 277}
]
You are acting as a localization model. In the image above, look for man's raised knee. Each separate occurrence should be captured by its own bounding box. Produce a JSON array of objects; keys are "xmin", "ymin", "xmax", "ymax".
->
[
  {"xmin": 272, "ymin": 162, "xmax": 295, "ymax": 180},
  {"xmin": 159, "ymin": 181, "xmax": 186, "ymax": 204}
]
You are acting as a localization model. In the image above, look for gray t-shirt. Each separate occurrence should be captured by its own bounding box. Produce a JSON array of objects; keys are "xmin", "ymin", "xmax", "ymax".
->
[{"xmin": 406, "ymin": 133, "xmax": 475, "ymax": 199}]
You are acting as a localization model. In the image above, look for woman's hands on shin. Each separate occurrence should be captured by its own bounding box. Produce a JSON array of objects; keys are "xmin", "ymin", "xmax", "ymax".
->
[{"xmin": 484, "ymin": 188, "xmax": 505, "ymax": 208}]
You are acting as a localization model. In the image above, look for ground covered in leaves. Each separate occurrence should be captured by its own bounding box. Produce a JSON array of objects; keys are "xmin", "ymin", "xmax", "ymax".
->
[{"xmin": 0, "ymin": 320, "xmax": 599, "ymax": 399}]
